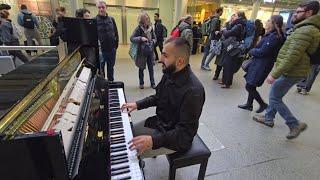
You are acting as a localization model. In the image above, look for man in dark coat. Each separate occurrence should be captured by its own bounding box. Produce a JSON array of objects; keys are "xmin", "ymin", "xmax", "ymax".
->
[
  {"xmin": 121, "ymin": 38, "xmax": 205, "ymax": 158},
  {"xmin": 154, "ymin": 13, "xmax": 166, "ymax": 61}
]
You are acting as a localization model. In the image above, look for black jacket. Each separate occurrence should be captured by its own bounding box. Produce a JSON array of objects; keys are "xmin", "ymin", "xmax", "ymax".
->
[
  {"xmin": 154, "ymin": 19, "xmax": 164, "ymax": 42},
  {"xmin": 136, "ymin": 65, "xmax": 205, "ymax": 152},
  {"xmin": 96, "ymin": 14, "xmax": 119, "ymax": 51},
  {"xmin": 223, "ymin": 18, "xmax": 246, "ymax": 41}
]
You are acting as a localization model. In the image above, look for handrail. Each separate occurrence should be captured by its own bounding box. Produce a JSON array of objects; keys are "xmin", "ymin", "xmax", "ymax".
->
[{"xmin": 0, "ymin": 46, "xmax": 56, "ymax": 51}]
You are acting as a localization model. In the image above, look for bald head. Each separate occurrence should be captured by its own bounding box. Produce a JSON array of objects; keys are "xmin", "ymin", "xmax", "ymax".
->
[{"xmin": 164, "ymin": 38, "xmax": 190, "ymax": 65}]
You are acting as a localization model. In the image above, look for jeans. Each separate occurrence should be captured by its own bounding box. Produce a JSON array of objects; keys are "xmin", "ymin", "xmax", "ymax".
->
[
  {"xmin": 265, "ymin": 76, "xmax": 303, "ymax": 129},
  {"xmin": 204, "ymin": 51, "xmax": 216, "ymax": 68},
  {"xmin": 297, "ymin": 64, "xmax": 320, "ymax": 91},
  {"xmin": 200, "ymin": 44, "xmax": 210, "ymax": 67},
  {"xmin": 139, "ymin": 54, "xmax": 155, "ymax": 86},
  {"xmin": 100, "ymin": 48, "xmax": 116, "ymax": 81}
]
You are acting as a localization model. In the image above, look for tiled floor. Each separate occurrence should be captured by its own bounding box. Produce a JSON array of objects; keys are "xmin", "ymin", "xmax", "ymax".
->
[{"xmin": 112, "ymin": 45, "xmax": 320, "ymax": 180}]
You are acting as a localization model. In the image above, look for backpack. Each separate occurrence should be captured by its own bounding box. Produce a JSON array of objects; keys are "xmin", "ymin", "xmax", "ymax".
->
[
  {"xmin": 201, "ymin": 18, "xmax": 211, "ymax": 36},
  {"xmin": 162, "ymin": 25, "xmax": 168, "ymax": 38},
  {"xmin": 170, "ymin": 27, "xmax": 181, "ymax": 38},
  {"xmin": 22, "ymin": 12, "xmax": 35, "ymax": 29},
  {"xmin": 308, "ymin": 25, "xmax": 320, "ymax": 65}
]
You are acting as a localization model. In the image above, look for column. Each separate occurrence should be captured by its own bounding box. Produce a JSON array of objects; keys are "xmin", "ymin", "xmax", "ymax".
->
[
  {"xmin": 159, "ymin": 0, "xmax": 175, "ymax": 30},
  {"xmin": 70, "ymin": 0, "xmax": 80, "ymax": 17},
  {"xmin": 173, "ymin": 0, "xmax": 188, "ymax": 26},
  {"xmin": 250, "ymin": 0, "xmax": 261, "ymax": 20}
]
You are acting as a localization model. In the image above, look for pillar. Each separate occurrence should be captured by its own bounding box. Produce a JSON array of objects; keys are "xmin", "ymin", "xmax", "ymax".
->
[
  {"xmin": 173, "ymin": 0, "xmax": 188, "ymax": 26},
  {"xmin": 159, "ymin": 0, "xmax": 175, "ymax": 30},
  {"xmin": 70, "ymin": 0, "xmax": 80, "ymax": 17},
  {"xmin": 250, "ymin": 0, "xmax": 261, "ymax": 20}
]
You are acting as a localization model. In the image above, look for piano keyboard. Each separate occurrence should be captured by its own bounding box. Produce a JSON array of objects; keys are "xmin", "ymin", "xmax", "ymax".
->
[{"xmin": 109, "ymin": 88, "xmax": 144, "ymax": 180}]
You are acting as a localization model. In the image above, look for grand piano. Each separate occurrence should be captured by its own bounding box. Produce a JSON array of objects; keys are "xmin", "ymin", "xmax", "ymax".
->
[{"xmin": 0, "ymin": 18, "xmax": 143, "ymax": 180}]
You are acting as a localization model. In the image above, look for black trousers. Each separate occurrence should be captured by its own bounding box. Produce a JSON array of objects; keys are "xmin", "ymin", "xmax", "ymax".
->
[
  {"xmin": 214, "ymin": 65, "xmax": 223, "ymax": 78},
  {"xmin": 245, "ymin": 83, "xmax": 265, "ymax": 106},
  {"xmin": 154, "ymin": 41, "xmax": 163, "ymax": 60},
  {"xmin": 222, "ymin": 54, "xmax": 238, "ymax": 86}
]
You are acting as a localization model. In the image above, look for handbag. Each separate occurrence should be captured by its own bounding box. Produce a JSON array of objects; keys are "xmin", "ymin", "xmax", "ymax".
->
[
  {"xmin": 129, "ymin": 42, "xmax": 138, "ymax": 60},
  {"xmin": 209, "ymin": 40, "xmax": 222, "ymax": 55},
  {"xmin": 141, "ymin": 42, "xmax": 153, "ymax": 56},
  {"xmin": 241, "ymin": 58, "xmax": 253, "ymax": 72},
  {"xmin": 223, "ymin": 36, "xmax": 241, "ymax": 57}
]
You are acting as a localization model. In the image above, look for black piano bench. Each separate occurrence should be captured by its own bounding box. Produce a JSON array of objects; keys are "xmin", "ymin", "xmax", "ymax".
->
[{"xmin": 166, "ymin": 134, "xmax": 211, "ymax": 180}]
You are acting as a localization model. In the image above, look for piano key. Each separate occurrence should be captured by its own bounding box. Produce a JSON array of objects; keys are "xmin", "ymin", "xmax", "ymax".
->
[
  {"xmin": 111, "ymin": 169, "xmax": 130, "ymax": 176},
  {"xmin": 111, "ymin": 155, "xmax": 129, "ymax": 162},
  {"xmin": 110, "ymin": 152, "xmax": 128, "ymax": 158},
  {"xmin": 111, "ymin": 140, "xmax": 126, "ymax": 145},
  {"xmin": 111, "ymin": 165, "xmax": 130, "ymax": 172},
  {"xmin": 111, "ymin": 159, "xmax": 129, "ymax": 166}
]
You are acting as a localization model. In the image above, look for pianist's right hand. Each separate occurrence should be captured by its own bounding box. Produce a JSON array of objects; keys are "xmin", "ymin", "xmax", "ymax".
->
[{"xmin": 121, "ymin": 102, "xmax": 137, "ymax": 113}]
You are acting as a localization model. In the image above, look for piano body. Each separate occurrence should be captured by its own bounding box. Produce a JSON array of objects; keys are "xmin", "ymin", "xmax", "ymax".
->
[{"xmin": 0, "ymin": 17, "xmax": 143, "ymax": 180}]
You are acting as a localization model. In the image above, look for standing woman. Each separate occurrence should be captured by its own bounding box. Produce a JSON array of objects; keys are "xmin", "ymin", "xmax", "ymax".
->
[
  {"xmin": 130, "ymin": 12, "xmax": 157, "ymax": 89},
  {"xmin": 220, "ymin": 12, "xmax": 246, "ymax": 88},
  {"xmin": 238, "ymin": 15, "xmax": 285, "ymax": 113}
]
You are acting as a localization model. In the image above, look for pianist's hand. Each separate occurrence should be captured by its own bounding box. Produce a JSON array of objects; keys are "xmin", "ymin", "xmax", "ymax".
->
[
  {"xmin": 121, "ymin": 103, "xmax": 137, "ymax": 113},
  {"xmin": 129, "ymin": 135, "xmax": 153, "ymax": 156}
]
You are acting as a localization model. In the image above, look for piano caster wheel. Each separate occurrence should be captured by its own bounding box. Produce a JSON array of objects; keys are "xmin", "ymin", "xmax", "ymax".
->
[{"xmin": 139, "ymin": 159, "xmax": 145, "ymax": 169}]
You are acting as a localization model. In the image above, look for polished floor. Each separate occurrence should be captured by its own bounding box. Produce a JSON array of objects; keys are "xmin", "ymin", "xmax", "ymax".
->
[{"xmin": 112, "ymin": 45, "xmax": 320, "ymax": 180}]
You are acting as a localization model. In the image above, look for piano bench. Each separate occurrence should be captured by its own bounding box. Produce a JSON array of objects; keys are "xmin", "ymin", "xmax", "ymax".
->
[{"xmin": 166, "ymin": 134, "xmax": 211, "ymax": 180}]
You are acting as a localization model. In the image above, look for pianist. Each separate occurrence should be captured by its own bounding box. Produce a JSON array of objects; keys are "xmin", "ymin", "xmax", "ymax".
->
[{"xmin": 122, "ymin": 38, "xmax": 205, "ymax": 158}]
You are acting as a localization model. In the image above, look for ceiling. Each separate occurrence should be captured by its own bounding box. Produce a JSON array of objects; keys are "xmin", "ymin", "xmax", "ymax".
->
[{"xmin": 188, "ymin": 0, "xmax": 312, "ymax": 9}]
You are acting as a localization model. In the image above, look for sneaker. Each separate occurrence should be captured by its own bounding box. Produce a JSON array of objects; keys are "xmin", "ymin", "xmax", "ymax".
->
[
  {"xmin": 139, "ymin": 85, "xmax": 144, "ymax": 89},
  {"xmin": 286, "ymin": 122, "xmax": 308, "ymax": 139},
  {"xmin": 151, "ymin": 84, "xmax": 156, "ymax": 89},
  {"xmin": 256, "ymin": 103, "xmax": 268, "ymax": 113},
  {"xmin": 238, "ymin": 104, "xmax": 253, "ymax": 111},
  {"xmin": 203, "ymin": 66, "xmax": 212, "ymax": 71},
  {"xmin": 252, "ymin": 115, "xmax": 274, "ymax": 128},
  {"xmin": 297, "ymin": 87, "xmax": 302, "ymax": 93},
  {"xmin": 300, "ymin": 89, "xmax": 309, "ymax": 95}
]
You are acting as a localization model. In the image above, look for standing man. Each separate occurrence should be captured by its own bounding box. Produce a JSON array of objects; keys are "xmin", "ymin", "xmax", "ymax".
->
[
  {"xmin": 121, "ymin": 38, "xmax": 205, "ymax": 157},
  {"xmin": 17, "ymin": 4, "xmax": 43, "ymax": 46},
  {"xmin": 200, "ymin": 7, "xmax": 223, "ymax": 70},
  {"xmin": 96, "ymin": 1, "xmax": 119, "ymax": 82},
  {"xmin": 154, "ymin": 13, "xmax": 166, "ymax": 61},
  {"xmin": 253, "ymin": 1, "xmax": 320, "ymax": 139}
]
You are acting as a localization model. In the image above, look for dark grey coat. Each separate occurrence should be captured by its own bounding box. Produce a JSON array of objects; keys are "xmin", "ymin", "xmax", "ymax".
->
[{"xmin": 130, "ymin": 26, "xmax": 157, "ymax": 69}]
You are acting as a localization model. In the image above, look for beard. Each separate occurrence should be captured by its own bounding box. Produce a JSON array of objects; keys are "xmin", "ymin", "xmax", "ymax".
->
[
  {"xmin": 162, "ymin": 63, "xmax": 176, "ymax": 74},
  {"xmin": 291, "ymin": 15, "xmax": 306, "ymax": 25}
]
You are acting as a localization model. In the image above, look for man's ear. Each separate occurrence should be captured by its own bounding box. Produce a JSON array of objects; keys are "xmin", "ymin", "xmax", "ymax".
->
[{"xmin": 177, "ymin": 57, "xmax": 185, "ymax": 66}]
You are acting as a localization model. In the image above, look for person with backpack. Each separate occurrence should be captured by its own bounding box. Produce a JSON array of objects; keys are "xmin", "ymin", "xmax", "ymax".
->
[
  {"xmin": 200, "ymin": 7, "xmax": 223, "ymax": 70},
  {"xmin": 17, "ymin": 4, "xmax": 43, "ymax": 46},
  {"xmin": 171, "ymin": 15, "xmax": 193, "ymax": 52},
  {"xmin": 154, "ymin": 13, "xmax": 167, "ymax": 61},
  {"xmin": 96, "ymin": 1, "xmax": 119, "ymax": 82},
  {"xmin": 130, "ymin": 12, "xmax": 157, "ymax": 89},
  {"xmin": 219, "ymin": 11, "xmax": 246, "ymax": 89},
  {"xmin": 238, "ymin": 15, "xmax": 285, "ymax": 113},
  {"xmin": 296, "ymin": 58, "xmax": 320, "ymax": 95},
  {"xmin": 253, "ymin": 1, "xmax": 320, "ymax": 139},
  {"xmin": 0, "ymin": 10, "xmax": 29, "ymax": 63}
]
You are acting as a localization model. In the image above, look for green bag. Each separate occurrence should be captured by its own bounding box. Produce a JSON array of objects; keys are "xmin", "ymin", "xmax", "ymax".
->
[{"xmin": 129, "ymin": 43, "xmax": 138, "ymax": 60}]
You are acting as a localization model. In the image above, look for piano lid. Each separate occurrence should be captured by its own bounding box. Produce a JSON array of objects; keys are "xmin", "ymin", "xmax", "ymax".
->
[{"xmin": 0, "ymin": 50, "xmax": 59, "ymax": 120}]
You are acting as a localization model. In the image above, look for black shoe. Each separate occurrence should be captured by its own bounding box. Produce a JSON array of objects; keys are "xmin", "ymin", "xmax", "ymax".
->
[
  {"xmin": 212, "ymin": 76, "xmax": 218, "ymax": 80},
  {"xmin": 256, "ymin": 103, "xmax": 268, "ymax": 113},
  {"xmin": 151, "ymin": 84, "xmax": 156, "ymax": 89},
  {"xmin": 238, "ymin": 104, "xmax": 253, "ymax": 111}
]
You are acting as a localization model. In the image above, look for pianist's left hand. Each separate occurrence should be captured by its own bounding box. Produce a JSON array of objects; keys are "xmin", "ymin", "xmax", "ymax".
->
[{"xmin": 129, "ymin": 135, "xmax": 153, "ymax": 155}]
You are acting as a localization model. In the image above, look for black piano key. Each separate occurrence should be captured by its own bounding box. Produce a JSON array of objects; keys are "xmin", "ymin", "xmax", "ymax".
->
[
  {"xmin": 110, "ymin": 95, "xmax": 119, "ymax": 99},
  {"xmin": 111, "ymin": 124, "xmax": 124, "ymax": 129},
  {"xmin": 111, "ymin": 137, "xmax": 125, "ymax": 142},
  {"xmin": 110, "ymin": 159, "xmax": 129, "ymax": 166},
  {"xmin": 110, "ymin": 128, "xmax": 124, "ymax": 133},
  {"xmin": 110, "ymin": 152, "xmax": 128, "ymax": 158},
  {"xmin": 111, "ymin": 147, "xmax": 127, "ymax": 153},
  {"xmin": 111, "ymin": 140, "xmax": 126, "ymax": 145},
  {"xmin": 119, "ymin": 176, "xmax": 131, "ymax": 180},
  {"xmin": 111, "ymin": 139, "xmax": 125, "ymax": 144},
  {"xmin": 110, "ymin": 122, "xmax": 123, "ymax": 126},
  {"xmin": 111, "ymin": 169, "xmax": 130, "ymax": 176},
  {"xmin": 110, "ymin": 118, "xmax": 123, "ymax": 123},
  {"xmin": 111, "ymin": 144, "xmax": 126, "ymax": 149},
  {"xmin": 110, "ymin": 107, "xmax": 121, "ymax": 111},
  {"xmin": 111, "ymin": 165, "xmax": 130, "ymax": 172},
  {"xmin": 109, "ymin": 103, "xmax": 120, "ymax": 108},
  {"xmin": 109, "ymin": 99, "xmax": 120, "ymax": 103},
  {"xmin": 110, "ymin": 112, "xmax": 122, "ymax": 117},
  {"xmin": 111, "ymin": 155, "xmax": 129, "ymax": 162}
]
